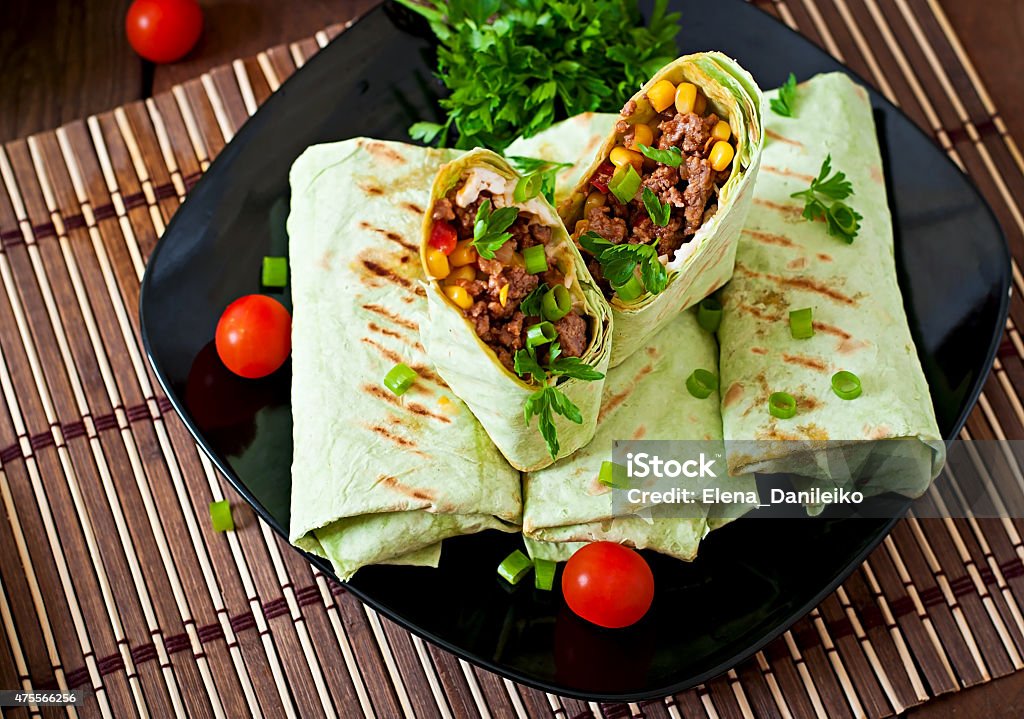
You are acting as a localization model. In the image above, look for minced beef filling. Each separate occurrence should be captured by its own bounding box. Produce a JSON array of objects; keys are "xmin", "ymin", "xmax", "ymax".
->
[
  {"xmin": 432, "ymin": 191, "xmax": 590, "ymax": 372},
  {"xmin": 579, "ymin": 98, "xmax": 734, "ymax": 271}
]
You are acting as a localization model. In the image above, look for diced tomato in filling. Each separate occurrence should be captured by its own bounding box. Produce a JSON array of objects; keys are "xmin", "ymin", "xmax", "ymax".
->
[
  {"xmin": 589, "ymin": 161, "xmax": 616, "ymax": 194},
  {"xmin": 429, "ymin": 220, "xmax": 458, "ymax": 255}
]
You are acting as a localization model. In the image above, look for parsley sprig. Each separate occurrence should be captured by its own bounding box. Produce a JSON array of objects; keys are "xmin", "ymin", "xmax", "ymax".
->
[
  {"xmin": 508, "ymin": 156, "xmax": 573, "ymax": 204},
  {"xmin": 579, "ymin": 231, "xmax": 669, "ymax": 295},
  {"xmin": 518, "ymin": 283, "xmax": 548, "ymax": 318},
  {"xmin": 790, "ymin": 155, "xmax": 863, "ymax": 244},
  {"xmin": 770, "ymin": 73, "xmax": 798, "ymax": 118},
  {"xmin": 399, "ymin": 0, "xmax": 681, "ymax": 151},
  {"xmin": 636, "ymin": 143, "xmax": 682, "ymax": 168},
  {"xmin": 514, "ymin": 340, "xmax": 604, "ymax": 459},
  {"xmin": 472, "ymin": 199, "xmax": 519, "ymax": 259},
  {"xmin": 641, "ymin": 187, "xmax": 671, "ymax": 227}
]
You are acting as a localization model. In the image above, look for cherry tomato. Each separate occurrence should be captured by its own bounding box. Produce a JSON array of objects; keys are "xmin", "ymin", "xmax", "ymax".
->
[
  {"xmin": 429, "ymin": 220, "xmax": 458, "ymax": 255},
  {"xmin": 589, "ymin": 161, "xmax": 616, "ymax": 194},
  {"xmin": 125, "ymin": 0, "xmax": 203, "ymax": 64},
  {"xmin": 215, "ymin": 295, "xmax": 291, "ymax": 379},
  {"xmin": 561, "ymin": 542, "xmax": 654, "ymax": 629}
]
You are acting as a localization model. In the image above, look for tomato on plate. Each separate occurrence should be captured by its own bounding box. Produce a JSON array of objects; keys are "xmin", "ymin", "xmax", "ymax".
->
[
  {"xmin": 562, "ymin": 542, "xmax": 654, "ymax": 629},
  {"xmin": 429, "ymin": 220, "xmax": 458, "ymax": 255},
  {"xmin": 125, "ymin": 0, "xmax": 203, "ymax": 64},
  {"xmin": 215, "ymin": 295, "xmax": 291, "ymax": 379}
]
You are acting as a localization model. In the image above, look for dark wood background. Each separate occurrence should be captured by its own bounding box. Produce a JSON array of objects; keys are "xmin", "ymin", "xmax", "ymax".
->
[{"xmin": 1, "ymin": 0, "xmax": 1022, "ymax": 715}]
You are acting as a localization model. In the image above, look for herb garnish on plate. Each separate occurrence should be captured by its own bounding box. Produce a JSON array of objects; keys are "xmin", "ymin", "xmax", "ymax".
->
[
  {"xmin": 791, "ymin": 155, "xmax": 863, "ymax": 243},
  {"xmin": 770, "ymin": 73, "xmax": 799, "ymax": 118}
]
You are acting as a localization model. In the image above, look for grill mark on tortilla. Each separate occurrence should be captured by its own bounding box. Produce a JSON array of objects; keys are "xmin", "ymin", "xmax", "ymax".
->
[
  {"xmin": 762, "ymin": 165, "xmax": 816, "ymax": 183},
  {"xmin": 362, "ymin": 384, "xmax": 452, "ymax": 423},
  {"xmin": 402, "ymin": 202, "xmax": 424, "ymax": 215},
  {"xmin": 358, "ymin": 221, "xmax": 417, "ymax": 252},
  {"xmin": 813, "ymin": 321, "xmax": 852, "ymax": 340},
  {"xmin": 363, "ymin": 141, "xmax": 407, "ymax": 164},
  {"xmin": 797, "ymin": 423, "xmax": 829, "ymax": 440},
  {"xmin": 376, "ymin": 475, "xmax": 434, "ymax": 502},
  {"xmin": 359, "ymin": 338, "xmax": 442, "ymax": 383},
  {"xmin": 362, "ymin": 303, "xmax": 419, "ymax": 331},
  {"xmin": 368, "ymin": 322, "xmax": 404, "ymax": 341},
  {"xmin": 360, "ymin": 183, "xmax": 384, "ymax": 196},
  {"xmin": 796, "ymin": 395, "xmax": 823, "ymax": 412},
  {"xmin": 365, "ymin": 424, "xmax": 428, "ymax": 456},
  {"xmin": 787, "ymin": 257, "xmax": 808, "ymax": 270},
  {"xmin": 782, "ymin": 353, "xmax": 829, "ymax": 372},
  {"xmin": 632, "ymin": 425, "xmax": 647, "ymax": 440},
  {"xmin": 735, "ymin": 263, "xmax": 858, "ymax": 306},
  {"xmin": 751, "ymin": 347, "xmax": 769, "ymax": 355},
  {"xmin": 359, "ymin": 258, "xmax": 424, "ymax": 296},
  {"xmin": 756, "ymin": 425, "xmax": 802, "ymax": 441},
  {"xmin": 743, "ymin": 229, "xmax": 797, "ymax": 248},
  {"xmin": 723, "ymin": 382, "xmax": 744, "ymax": 409},
  {"xmin": 753, "ymin": 198, "xmax": 803, "ymax": 218},
  {"xmin": 766, "ymin": 130, "xmax": 804, "ymax": 148},
  {"xmin": 599, "ymin": 365, "xmax": 653, "ymax": 422},
  {"xmin": 817, "ymin": 253, "xmax": 833, "ymax": 262},
  {"xmin": 736, "ymin": 303, "xmax": 783, "ymax": 323}
]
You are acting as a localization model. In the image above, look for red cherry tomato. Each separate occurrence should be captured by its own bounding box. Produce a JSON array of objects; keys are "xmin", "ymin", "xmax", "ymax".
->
[
  {"xmin": 589, "ymin": 161, "xmax": 616, "ymax": 194},
  {"xmin": 215, "ymin": 295, "xmax": 291, "ymax": 379},
  {"xmin": 125, "ymin": 0, "xmax": 203, "ymax": 64},
  {"xmin": 561, "ymin": 542, "xmax": 654, "ymax": 629},
  {"xmin": 429, "ymin": 220, "xmax": 458, "ymax": 255}
]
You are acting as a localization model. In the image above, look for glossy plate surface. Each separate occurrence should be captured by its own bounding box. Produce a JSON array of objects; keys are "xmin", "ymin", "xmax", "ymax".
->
[{"xmin": 139, "ymin": 0, "xmax": 1010, "ymax": 700}]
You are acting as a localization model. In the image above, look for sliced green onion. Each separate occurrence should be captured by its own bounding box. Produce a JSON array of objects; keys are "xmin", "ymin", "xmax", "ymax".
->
[
  {"xmin": 599, "ymin": 461, "xmax": 629, "ymax": 489},
  {"xmin": 526, "ymin": 321, "xmax": 557, "ymax": 349},
  {"xmin": 830, "ymin": 202, "xmax": 859, "ymax": 236},
  {"xmin": 261, "ymin": 256, "xmax": 288, "ymax": 288},
  {"xmin": 831, "ymin": 370, "xmax": 862, "ymax": 400},
  {"xmin": 534, "ymin": 558, "xmax": 556, "ymax": 591},
  {"xmin": 541, "ymin": 285, "xmax": 571, "ymax": 322},
  {"xmin": 697, "ymin": 297, "xmax": 722, "ymax": 333},
  {"xmin": 608, "ymin": 164, "xmax": 642, "ymax": 204},
  {"xmin": 789, "ymin": 307, "xmax": 814, "ymax": 339},
  {"xmin": 497, "ymin": 550, "xmax": 533, "ymax": 585},
  {"xmin": 383, "ymin": 363, "xmax": 418, "ymax": 396},
  {"xmin": 686, "ymin": 369, "xmax": 718, "ymax": 399},
  {"xmin": 523, "ymin": 245, "xmax": 549, "ymax": 274},
  {"xmin": 209, "ymin": 500, "xmax": 234, "ymax": 532},
  {"xmin": 514, "ymin": 173, "xmax": 543, "ymax": 202},
  {"xmin": 769, "ymin": 392, "xmax": 797, "ymax": 419},
  {"xmin": 612, "ymin": 275, "xmax": 644, "ymax": 302}
]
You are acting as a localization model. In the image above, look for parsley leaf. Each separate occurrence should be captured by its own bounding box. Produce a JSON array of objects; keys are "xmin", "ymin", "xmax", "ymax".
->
[
  {"xmin": 642, "ymin": 187, "xmax": 671, "ymax": 227},
  {"xmin": 519, "ymin": 283, "xmax": 548, "ymax": 318},
  {"xmin": 508, "ymin": 156, "xmax": 573, "ymax": 204},
  {"xmin": 513, "ymin": 349, "xmax": 547, "ymax": 383},
  {"xmin": 472, "ymin": 199, "xmax": 519, "ymax": 259},
  {"xmin": 524, "ymin": 386, "xmax": 585, "ymax": 459},
  {"xmin": 578, "ymin": 231, "xmax": 615, "ymax": 258},
  {"xmin": 398, "ymin": 0, "xmax": 682, "ymax": 151},
  {"xmin": 579, "ymin": 232, "xmax": 668, "ymax": 296},
  {"xmin": 770, "ymin": 73, "xmax": 798, "ymax": 118},
  {"xmin": 549, "ymin": 356, "xmax": 605, "ymax": 381},
  {"xmin": 636, "ymin": 143, "xmax": 682, "ymax": 168},
  {"xmin": 790, "ymin": 155, "xmax": 862, "ymax": 243},
  {"xmin": 408, "ymin": 121, "xmax": 446, "ymax": 144}
]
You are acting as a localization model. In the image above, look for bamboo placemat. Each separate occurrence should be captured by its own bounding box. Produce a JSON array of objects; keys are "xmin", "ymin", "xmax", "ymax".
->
[{"xmin": 1, "ymin": 1, "xmax": 1023, "ymax": 717}]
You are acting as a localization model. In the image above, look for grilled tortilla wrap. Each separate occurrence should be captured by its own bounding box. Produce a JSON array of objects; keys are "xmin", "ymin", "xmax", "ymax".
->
[
  {"xmin": 718, "ymin": 73, "xmax": 944, "ymax": 500},
  {"xmin": 288, "ymin": 139, "xmax": 521, "ymax": 580},
  {"xmin": 560, "ymin": 52, "xmax": 764, "ymax": 368},
  {"xmin": 420, "ymin": 150, "xmax": 613, "ymax": 472},
  {"xmin": 523, "ymin": 310, "xmax": 758, "ymax": 561}
]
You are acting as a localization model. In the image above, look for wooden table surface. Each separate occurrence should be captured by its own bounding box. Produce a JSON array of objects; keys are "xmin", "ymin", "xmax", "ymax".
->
[{"xmin": 2, "ymin": 0, "xmax": 1023, "ymax": 715}]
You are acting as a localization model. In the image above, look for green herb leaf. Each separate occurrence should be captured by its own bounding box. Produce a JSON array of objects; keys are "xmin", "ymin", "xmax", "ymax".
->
[
  {"xmin": 642, "ymin": 187, "xmax": 671, "ymax": 227},
  {"xmin": 790, "ymin": 155, "xmax": 862, "ymax": 243},
  {"xmin": 408, "ymin": 121, "xmax": 445, "ymax": 144},
  {"xmin": 508, "ymin": 157, "xmax": 573, "ymax": 204},
  {"xmin": 578, "ymin": 231, "xmax": 615, "ymax": 258},
  {"xmin": 596, "ymin": 240, "xmax": 665, "ymax": 295},
  {"xmin": 472, "ymin": 199, "xmax": 520, "ymax": 259},
  {"xmin": 513, "ymin": 349, "xmax": 547, "ymax": 383},
  {"xmin": 770, "ymin": 73, "xmax": 798, "ymax": 118},
  {"xmin": 519, "ymin": 283, "xmax": 548, "ymax": 318},
  {"xmin": 549, "ymin": 356, "xmax": 605, "ymax": 382},
  {"xmin": 636, "ymin": 143, "xmax": 682, "ymax": 168},
  {"xmin": 547, "ymin": 386, "xmax": 583, "ymax": 425}
]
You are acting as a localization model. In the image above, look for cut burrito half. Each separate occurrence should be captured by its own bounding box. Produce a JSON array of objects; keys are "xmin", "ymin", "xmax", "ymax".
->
[
  {"xmin": 718, "ymin": 72, "xmax": 944, "ymax": 501},
  {"xmin": 288, "ymin": 139, "xmax": 522, "ymax": 580},
  {"xmin": 560, "ymin": 52, "xmax": 764, "ymax": 368},
  {"xmin": 420, "ymin": 149, "xmax": 613, "ymax": 471}
]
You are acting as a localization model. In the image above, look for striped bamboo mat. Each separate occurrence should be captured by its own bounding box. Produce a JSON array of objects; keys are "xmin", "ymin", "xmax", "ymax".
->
[{"xmin": 0, "ymin": 1, "xmax": 1023, "ymax": 717}]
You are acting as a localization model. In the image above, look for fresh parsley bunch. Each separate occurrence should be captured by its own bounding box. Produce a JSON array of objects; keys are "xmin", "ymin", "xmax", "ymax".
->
[
  {"xmin": 791, "ymin": 155, "xmax": 863, "ymax": 244},
  {"xmin": 400, "ymin": 0, "xmax": 682, "ymax": 151}
]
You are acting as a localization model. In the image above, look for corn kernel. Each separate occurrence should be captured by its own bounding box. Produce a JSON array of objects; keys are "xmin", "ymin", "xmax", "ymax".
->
[
  {"xmin": 443, "ymin": 284, "xmax": 474, "ymax": 310},
  {"xmin": 712, "ymin": 121, "xmax": 731, "ymax": 142},
  {"xmin": 499, "ymin": 283, "xmax": 510, "ymax": 307},
  {"xmin": 449, "ymin": 240, "xmax": 478, "ymax": 267},
  {"xmin": 709, "ymin": 141, "xmax": 735, "ymax": 172},
  {"xmin": 425, "ymin": 248, "xmax": 450, "ymax": 279},
  {"xmin": 628, "ymin": 123, "xmax": 654, "ymax": 149},
  {"xmin": 693, "ymin": 92, "xmax": 707, "ymax": 116},
  {"xmin": 609, "ymin": 145, "xmax": 643, "ymax": 172},
  {"xmin": 674, "ymin": 83, "xmax": 698, "ymax": 114},
  {"xmin": 444, "ymin": 265, "xmax": 477, "ymax": 285},
  {"xmin": 646, "ymin": 80, "xmax": 676, "ymax": 113},
  {"xmin": 584, "ymin": 191, "xmax": 606, "ymax": 217}
]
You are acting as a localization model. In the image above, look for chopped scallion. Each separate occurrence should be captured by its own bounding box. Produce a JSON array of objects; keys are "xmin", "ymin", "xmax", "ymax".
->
[
  {"xmin": 497, "ymin": 550, "xmax": 533, "ymax": 585},
  {"xmin": 534, "ymin": 558, "xmax": 556, "ymax": 591},
  {"xmin": 526, "ymin": 321, "xmax": 557, "ymax": 349},
  {"xmin": 612, "ymin": 275, "xmax": 644, "ymax": 302},
  {"xmin": 383, "ymin": 363, "xmax": 418, "ymax": 396},
  {"xmin": 769, "ymin": 392, "xmax": 797, "ymax": 419},
  {"xmin": 686, "ymin": 369, "xmax": 718, "ymax": 399},
  {"xmin": 697, "ymin": 297, "xmax": 722, "ymax": 333},
  {"xmin": 261, "ymin": 256, "xmax": 288, "ymax": 288},
  {"xmin": 831, "ymin": 371, "xmax": 862, "ymax": 400},
  {"xmin": 523, "ymin": 245, "xmax": 549, "ymax": 274},
  {"xmin": 541, "ymin": 285, "xmax": 571, "ymax": 322},
  {"xmin": 514, "ymin": 173, "xmax": 543, "ymax": 203},
  {"xmin": 209, "ymin": 500, "xmax": 234, "ymax": 532},
  {"xmin": 599, "ymin": 460, "xmax": 629, "ymax": 489},
  {"xmin": 608, "ymin": 164, "xmax": 642, "ymax": 204},
  {"xmin": 789, "ymin": 307, "xmax": 814, "ymax": 339}
]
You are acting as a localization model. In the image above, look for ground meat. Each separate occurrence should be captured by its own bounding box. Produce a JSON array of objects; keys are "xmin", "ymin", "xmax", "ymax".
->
[
  {"xmin": 631, "ymin": 214, "xmax": 686, "ymax": 256},
  {"xmin": 585, "ymin": 206, "xmax": 628, "ymax": 244},
  {"xmin": 542, "ymin": 269, "xmax": 565, "ymax": 289},
  {"xmin": 477, "ymin": 256, "xmax": 504, "ymax": 276},
  {"xmin": 621, "ymin": 99, "xmax": 637, "ymax": 118},
  {"xmin": 643, "ymin": 165, "xmax": 679, "ymax": 194},
  {"xmin": 454, "ymin": 196, "xmax": 483, "ymax": 236},
  {"xmin": 432, "ymin": 198, "xmax": 455, "ymax": 221},
  {"xmin": 658, "ymin": 112, "xmax": 718, "ymax": 155},
  {"xmin": 451, "ymin": 278, "xmax": 487, "ymax": 298},
  {"xmin": 505, "ymin": 266, "xmax": 539, "ymax": 300},
  {"xmin": 554, "ymin": 313, "xmax": 588, "ymax": 358},
  {"xmin": 467, "ymin": 301, "xmax": 490, "ymax": 338},
  {"xmin": 529, "ymin": 223, "xmax": 552, "ymax": 246},
  {"xmin": 682, "ymin": 155, "xmax": 716, "ymax": 235}
]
